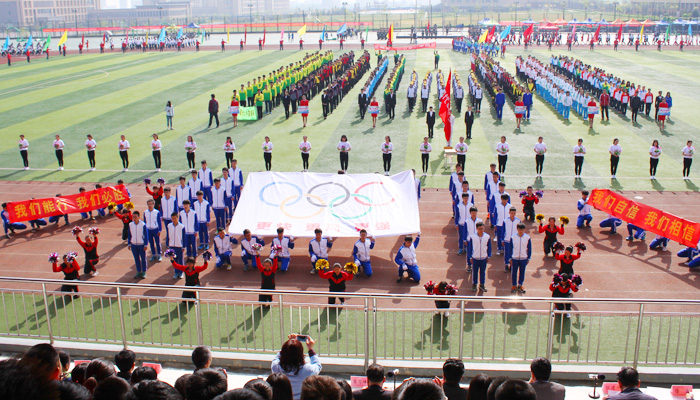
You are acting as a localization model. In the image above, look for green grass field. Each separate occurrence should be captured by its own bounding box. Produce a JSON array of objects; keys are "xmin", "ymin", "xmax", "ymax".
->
[{"xmin": 1, "ymin": 47, "xmax": 700, "ymax": 192}]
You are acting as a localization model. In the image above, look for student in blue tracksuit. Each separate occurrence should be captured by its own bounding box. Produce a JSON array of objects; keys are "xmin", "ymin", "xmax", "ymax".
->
[
  {"xmin": 179, "ymin": 200, "xmax": 198, "ymax": 258},
  {"xmin": 240, "ymin": 229, "xmax": 265, "ymax": 272},
  {"xmin": 523, "ymin": 88, "xmax": 533, "ymax": 120},
  {"xmin": 309, "ymin": 229, "xmax": 334, "ymax": 274},
  {"xmin": 626, "ymin": 223, "xmax": 646, "ymax": 242},
  {"xmin": 678, "ymin": 244, "xmax": 700, "ymax": 268},
  {"xmin": 167, "ymin": 212, "xmax": 185, "ymax": 279},
  {"xmin": 509, "ymin": 223, "xmax": 531, "ymax": 294},
  {"xmin": 229, "ymin": 159, "xmax": 244, "ymax": 210},
  {"xmin": 352, "ymin": 229, "xmax": 375, "ymax": 277},
  {"xmin": 161, "ymin": 187, "xmax": 177, "ymax": 245},
  {"xmin": 128, "ymin": 211, "xmax": 149, "ymax": 279},
  {"xmin": 198, "ymin": 160, "xmax": 214, "ymax": 203},
  {"xmin": 143, "ymin": 199, "xmax": 162, "ymax": 262},
  {"xmin": 214, "ymin": 228, "xmax": 238, "ymax": 270},
  {"xmin": 395, "ymin": 234, "xmax": 421, "ymax": 283},
  {"xmin": 649, "ymin": 235, "xmax": 669, "ymax": 251},
  {"xmin": 576, "ymin": 190, "xmax": 593, "ymax": 228},
  {"xmin": 494, "ymin": 194, "xmax": 512, "ymax": 255},
  {"xmin": 469, "ymin": 223, "xmax": 491, "ymax": 293},
  {"xmin": 599, "ymin": 214, "xmax": 622, "ymax": 234},
  {"xmin": 271, "ymin": 227, "xmax": 295, "ymax": 272},
  {"xmin": 455, "ymin": 194, "xmax": 473, "ymax": 255},
  {"xmin": 495, "ymin": 88, "xmax": 506, "ymax": 120},
  {"xmin": 210, "ymin": 179, "xmax": 227, "ymax": 230},
  {"xmin": 193, "ymin": 191, "xmax": 211, "ymax": 250}
]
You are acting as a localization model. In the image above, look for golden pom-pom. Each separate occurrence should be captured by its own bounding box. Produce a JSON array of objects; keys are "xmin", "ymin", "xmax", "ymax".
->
[
  {"xmin": 315, "ymin": 259, "xmax": 329, "ymax": 271},
  {"xmin": 559, "ymin": 216, "xmax": 570, "ymax": 225},
  {"xmin": 535, "ymin": 214, "xmax": 545, "ymax": 222},
  {"xmin": 124, "ymin": 202, "xmax": 134, "ymax": 209},
  {"xmin": 344, "ymin": 262, "xmax": 358, "ymax": 275}
]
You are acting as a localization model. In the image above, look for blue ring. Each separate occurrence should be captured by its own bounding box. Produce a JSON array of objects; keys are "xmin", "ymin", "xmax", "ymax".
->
[{"xmin": 259, "ymin": 181, "xmax": 303, "ymax": 207}]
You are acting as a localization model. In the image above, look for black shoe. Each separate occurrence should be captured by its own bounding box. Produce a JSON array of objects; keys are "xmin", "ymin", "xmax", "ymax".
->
[{"xmin": 396, "ymin": 276, "xmax": 403, "ymax": 283}]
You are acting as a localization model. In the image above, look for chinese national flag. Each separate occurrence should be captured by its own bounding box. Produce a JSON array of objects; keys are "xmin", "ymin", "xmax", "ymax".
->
[
  {"xmin": 523, "ymin": 24, "xmax": 534, "ymax": 42},
  {"xmin": 485, "ymin": 26, "xmax": 496, "ymax": 43},
  {"xmin": 263, "ymin": 28, "xmax": 266, "ymax": 45},
  {"xmin": 439, "ymin": 70, "xmax": 452, "ymax": 142},
  {"xmin": 593, "ymin": 24, "xmax": 601, "ymax": 42},
  {"xmin": 616, "ymin": 25, "xmax": 623, "ymax": 42}
]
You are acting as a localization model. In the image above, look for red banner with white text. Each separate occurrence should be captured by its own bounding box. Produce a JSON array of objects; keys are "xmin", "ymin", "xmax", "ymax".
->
[
  {"xmin": 589, "ymin": 189, "xmax": 700, "ymax": 247},
  {"xmin": 6, "ymin": 185, "xmax": 130, "ymax": 223},
  {"xmin": 373, "ymin": 42, "xmax": 436, "ymax": 51}
]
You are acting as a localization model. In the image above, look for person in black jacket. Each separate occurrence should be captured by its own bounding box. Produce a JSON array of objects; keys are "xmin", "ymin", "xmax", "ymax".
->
[
  {"xmin": 207, "ymin": 94, "xmax": 219, "ymax": 128},
  {"xmin": 464, "ymin": 106, "xmax": 474, "ymax": 139},
  {"xmin": 352, "ymin": 364, "xmax": 392, "ymax": 400},
  {"xmin": 290, "ymin": 85, "xmax": 299, "ymax": 114},
  {"xmin": 358, "ymin": 89, "xmax": 368, "ymax": 119},
  {"xmin": 630, "ymin": 92, "xmax": 642, "ymax": 123},
  {"xmin": 426, "ymin": 106, "xmax": 436, "ymax": 138},
  {"xmin": 322, "ymin": 90, "xmax": 330, "ymax": 119},
  {"xmin": 387, "ymin": 89, "xmax": 396, "ymax": 119},
  {"xmin": 282, "ymin": 90, "xmax": 291, "ymax": 119},
  {"xmin": 441, "ymin": 358, "xmax": 468, "ymax": 400}
]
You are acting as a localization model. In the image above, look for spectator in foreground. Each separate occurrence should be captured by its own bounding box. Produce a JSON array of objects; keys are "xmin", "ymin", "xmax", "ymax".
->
[
  {"xmin": 486, "ymin": 376, "xmax": 509, "ymax": 400},
  {"xmin": 130, "ymin": 379, "xmax": 183, "ymax": 400},
  {"xmin": 84, "ymin": 358, "xmax": 117, "ymax": 393},
  {"xmin": 214, "ymin": 389, "xmax": 266, "ymax": 400},
  {"xmin": 115, "ymin": 349, "xmax": 136, "ymax": 382},
  {"xmin": 395, "ymin": 378, "xmax": 444, "ymax": 400},
  {"xmin": 193, "ymin": 346, "xmax": 213, "ymax": 372},
  {"xmin": 72, "ymin": 363, "xmax": 88, "ymax": 385},
  {"xmin": 300, "ymin": 375, "xmax": 342, "ymax": 400},
  {"xmin": 607, "ymin": 367, "xmax": 658, "ymax": 400},
  {"xmin": 266, "ymin": 373, "xmax": 293, "ymax": 400},
  {"xmin": 271, "ymin": 334, "xmax": 322, "ymax": 400},
  {"xmin": 187, "ymin": 368, "xmax": 228, "ymax": 400},
  {"xmin": 58, "ymin": 350, "xmax": 71, "ymax": 381},
  {"xmin": 93, "ymin": 376, "xmax": 131, "ymax": 400},
  {"xmin": 466, "ymin": 374, "xmax": 491, "ymax": 400},
  {"xmin": 494, "ymin": 380, "xmax": 536, "ymax": 400},
  {"xmin": 442, "ymin": 359, "xmax": 467, "ymax": 400},
  {"xmin": 244, "ymin": 378, "xmax": 273, "ymax": 400},
  {"xmin": 0, "ymin": 358, "xmax": 58, "ymax": 400},
  {"xmin": 131, "ymin": 366, "xmax": 158, "ymax": 385},
  {"xmin": 528, "ymin": 357, "xmax": 565, "ymax": 400},
  {"xmin": 57, "ymin": 379, "xmax": 91, "ymax": 400},
  {"xmin": 353, "ymin": 363, "xmax": 392, "ymax": 400},
  {"xmin": 19, "ymin": 343, "xmax": 62, "ymax": 382}
]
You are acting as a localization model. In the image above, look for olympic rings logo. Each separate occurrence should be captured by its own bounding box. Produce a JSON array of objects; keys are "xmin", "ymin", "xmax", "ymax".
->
[{"xmin": 259, "ymin": 180, "xmax": 396, "ymax": 220}]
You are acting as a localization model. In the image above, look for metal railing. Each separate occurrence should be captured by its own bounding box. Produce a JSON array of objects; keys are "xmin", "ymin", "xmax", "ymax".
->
[{"xmin": 1, "ymin": 276, "xmax": 700, "ymax": 369}]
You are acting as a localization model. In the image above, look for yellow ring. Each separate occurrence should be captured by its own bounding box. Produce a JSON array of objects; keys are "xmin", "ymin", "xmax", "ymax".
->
[{"xmin": 280, "ymin": 194, "xmax": 325, "ymax": 219}]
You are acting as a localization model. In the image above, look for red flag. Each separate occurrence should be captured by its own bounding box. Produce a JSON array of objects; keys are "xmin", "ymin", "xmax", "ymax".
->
[
  {"xmin": 523, "ymin": 24, "xmax": 534, "ymax": 42},
  {"xmin": 593, "ymin": 25, "xmax": 601, "ymax": 42},
  {"xmin": 485, "ymin": 26, "xmax": 496, "ymax": 43},
  {"xmin": 616, "ymin": 25, "xmax": 623, "ymax": 42},
  {"xmin": 244, "ymin": 26, "xmax": 247, "ymax": 44},
  {"xmin": 102, "ymin": 33, "xmax": 106, "ymax": 44},
  {"xmin": 439, "ymin": 70, "xmax": 452, "ymax": 142},
  {"xmin": 81, "ymin": 34, "xmax": 85, "ymax": 46},
  {"xmin": 263, "ymin": 28, "xmax": 266, "ymax": 46}
]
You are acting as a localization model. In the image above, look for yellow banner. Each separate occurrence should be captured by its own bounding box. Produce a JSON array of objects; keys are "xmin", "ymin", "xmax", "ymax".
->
[
  {"xmin": 478, "ymin": 30, "xmax": 488, "ymax": 44},
  {"xmin": 57, "ymin": 30, "xmax": 68, "ymax": 46}
]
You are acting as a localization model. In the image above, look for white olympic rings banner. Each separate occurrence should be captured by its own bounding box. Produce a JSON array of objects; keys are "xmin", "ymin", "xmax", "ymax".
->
[{"xmin": 228, "ymin": 171, "xmax": 420, "ymax": 238}]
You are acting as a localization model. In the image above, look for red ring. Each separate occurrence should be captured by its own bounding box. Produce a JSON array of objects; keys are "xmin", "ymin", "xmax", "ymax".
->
[{"xmin": 353, "ymin": 181, "xmax": 395, "ymax": 207}]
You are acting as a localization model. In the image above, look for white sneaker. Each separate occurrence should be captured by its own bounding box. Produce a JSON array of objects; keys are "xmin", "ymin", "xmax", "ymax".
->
[
  {"xmin": 58, "ymin": 167, "xmax": 63, "ymax": 171},
  {"xmin": 226, "ymin": 264, "xmax": 232, "ymax": 270},
  {"xmin": 611, "ymin": 175, "xmax": 615, "ymax": 179},
  {"xmin": 662, "ymin": 246, "xmax": 667, "ymax": 251},
  {"xmin": 124, "ymin": 168, "xmax": 129, "ymax": 172},
  {"xmin": 423, "ymin": 172, "xmax": 427, "ymax": 176},
  {"xmin": 156, "ymin": 168, "xmax": 161, "ymax": 172},
  {"xmin": 565, "ymin": 313, "xmax": 571, "ymax": 318},
  {"xmin": 23, "ymin": 167, "xmax": 29, "ymax": 170},
  {"xmin": 444, "ymin": 312, "xmax": 450, "ymax": 317},
  {"xmin": 309, "ymin": 268, "xmax": 316, "ymax": 274},
  {"xmin": 92, "ymin": 270, "xmax": 99, "ymax": 276}
]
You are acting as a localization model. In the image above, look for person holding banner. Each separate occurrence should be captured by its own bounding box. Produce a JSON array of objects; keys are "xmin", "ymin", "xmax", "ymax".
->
[
  {"xmin": 682, "ymin": 140, "xmax": 694, "ymax": 179},
  {"xmin": 657, "ymin": 97, "xmax": 668, "ymax": 130},
  {"xmin": 337, "ymin": 135, "xmax": 352, "ymax": 172},
  {"xmin": 18, "ymin": 134, "xmax": 29, "ymax": 170},
  {"xmin": 53, "ymin": 134, "xmax": 65, "ymax": 171},
  {"xmin": 353, "ymin": 229, "xmax": 375, "ymax": 277},
  {"xmin": 230, "ymin": 92, "xmax": 239, "ymax": 128},
  {"xmin": 299, "ymin": 95, "xmax": 309, "ymax": 127},
  {"xmin": 649, "ymin": 140, "xmax": 662, "ymax": 179},
  {"xmin": 587, "ymin": 97, "xmax": 597, "ymax": 129},
  {"xmin": 395, "ymin": 234, "xmax": 421, "ymax": 283},
  {"xmin": 1, "ymin": 203, "xmax": 27, "ymax": 238},
  {"xmin": 514, "ymin": 96, "xmax": 524, "ymax": 129},
  {"xmin": 368, "ymin": 96, "xmax": 379, "ymax": 128},
  {"xmin": 262, "ymin": 137, "xmax": 274, "ymax": 171}
]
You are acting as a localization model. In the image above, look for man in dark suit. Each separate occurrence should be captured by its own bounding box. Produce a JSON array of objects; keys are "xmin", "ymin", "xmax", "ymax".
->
[
  {"xmin": 208, "ymin": 94, "xmax": 219, "ymax": 128},
  {"xmin": 441, "ymin": 358, "xmax": 468, "ymax": 400},
  {"xmin": 352, "ymin": 364, "xmax": 392, "ymax": 400},
  {"xmin": 464, "ymin": 106, "xmax": 474, "ymax": 139},
  {"xmin": 608, "ymin": 367, "xmax": 658, "ymax": 400},
  {"xmin": 358, "ymin": 89, "xmax": 368, "ymax": 120},
  {"xmin": 322, "ymin": 90, "xmax": 330, "ymax": 119},
  {"xmin": 529, "ymin": 357, "xmax": 565, "ymax": 400},
  {"xmin": 282, "ymin": 90, "xmax": 291, "ymax": 119},
  {"xmin": 426, "ymin": 106, "xmax": 436, "ymax": 138},
  {"xmin": 387, "ymin": 89, "xmax": 396, "ymax": 119}
]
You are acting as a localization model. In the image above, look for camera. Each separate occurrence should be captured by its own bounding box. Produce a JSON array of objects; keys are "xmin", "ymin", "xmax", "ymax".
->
[{"xmin": 386, "ymin": 369, "xmax": 399, "ymax": 378}]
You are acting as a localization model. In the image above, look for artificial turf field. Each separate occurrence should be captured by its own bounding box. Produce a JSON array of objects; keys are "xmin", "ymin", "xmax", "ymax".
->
[{"xmin": 2, "ymin": 46, "xmax": 700, "ymax": 191}]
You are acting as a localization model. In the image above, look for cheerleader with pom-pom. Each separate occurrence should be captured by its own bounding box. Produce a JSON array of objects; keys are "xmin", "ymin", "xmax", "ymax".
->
[
  {"xmin": 538, "ymin": 216, "xmax": 565, "ymax": 257},
  {"xmin": 554, "ymin": 244, "xmax": 583, "ymax": 275},
  {"xmin": 75, "ymin": 227, "xmax": 100, "ymax": 276},
  {"xmin": 318, "ymin": 262, "xmax": 355, "ymax": 305},
  {"xmin": 114, "ymin": 202, "xmax": 134, "ymax": 243},
  {"xmin": 520, "ymin": 186, "xmax": 542, "ymax": 222},
  {"xmin": 169, "ymin": 253, "xmax": 209, "ymax": 304},
  {"xmin": 425, "ymin": 281, "xmax": 458, "ymax": 316},
  {"xmin": 51, "ymin": 252, "xmax": 80, "ymax": 296},
  {"xmin": 144, "ymin": 178, "xmax": 164, "ymax": 211},
  {"xmin": 255, "ymin": 254, "xmax": 279, "ymax": 305},
  {"xmin": 549, "ymin": 273, "xmax": 581, "ymax": 318}
]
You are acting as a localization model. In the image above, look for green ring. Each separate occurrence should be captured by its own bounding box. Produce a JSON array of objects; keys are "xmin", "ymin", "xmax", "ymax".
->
[{"xmin": 329, "ymin": 194, "xmax": 372, "ymax": 220}]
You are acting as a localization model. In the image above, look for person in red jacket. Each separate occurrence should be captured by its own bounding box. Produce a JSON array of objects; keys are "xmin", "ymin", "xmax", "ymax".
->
[
  {"xmin": 221, "ymin": 39, "xmax": 226, "ymax": 52},
  {"xmin": 76, "ymin": 232, "xmax": 99, "ymax": 276},
  {"xmin": 587, "ymin": 97, "xmax": 597, "ymax": 128},
  {"xmin": 299, "ymin": 95, "xmax": 309, "ymax": 127},
  {"xmin": 146, "ymin": 184, "xmax": 164, "ymax": 211},
  {"xmin": 369, "ymin": 96, "xmax": 379, "ymax": 128},
  {"xmin": 514, "ymin": 96, "xmax": 524, "ymax": 129},
  {"xmin": 256, "ymin": 255, "xmax": 278, "ymax": 306},
  {"xmin": 657, "ymin": 98, "xmax": 668, "ymax": 130},
  {"xmin": 299, "ymin": 38, "xmax": 304, "ymax": 50},
  {"xmin": 538, "ymin": 217, "xmax": 565, "ymax": 257},
  {"xmin": 554, "ymin": 245, "xmax": 581, "ymax": 275},
  {"xmin": 114, "ymin": 204, "xmax": 133, "ymax": 243},
  {"xmin": 230, "ymin": 92, "xmax": 240, "ymax": 127},
  {"xmin": 52, "ymin": 254, "xmax": 80, "ymax": 296},
  {"xmin": 6, "ymin": 51, "xmax": 10, "ymax": 66},
  {"xmin": 599, "ymin": 91, "xmax": 610, "ymax": 121},
  {"xmin": 319, "ymin": 38, "xmax": 323, "ymax": 50},
  {"xmin": 521, "ymin": 186, "xmax": 539, "ymax": 221},
  {"xmin": 550, "ymin": 273, "xmax": 579, "ymax": 318},
  {"xmin": 318, "ymin": 263, "xmax": 354, "ymax": 305},
  {"xmin": 170, "ymin": 255, "xmax": 208, "ymax": 304}
]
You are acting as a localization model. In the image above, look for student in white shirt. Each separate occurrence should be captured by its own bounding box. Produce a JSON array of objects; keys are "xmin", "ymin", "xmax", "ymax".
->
[
  {"xmin": 179, "ymin": 200, "xmax": 199, "ymax": 258},
  {"xmin": 143, "ymin": 199, "xmax": 163, "ymax": 262},
  {"xmin": 199, "ymin": 160, "xmax": 214, "ymax": 203},
  {"xmin": 510, "ymin": 223, "xmax": 531, "ymax": 294},
  {"xmin": 210, "ymin": 178, "xmax": 227, "ymax": 230},
  {"xmin": 188, "ymin": 170, "xmax": 202, "ymax": 203},
  {"xmin": 420, "ymin": 137, "xmax": 432, "ymax": 176},
  {"xmin": 649, "ymin": 139, "xmax": 661, "ymax": 179},
  {"xmin": 118, "ymin": 135, "xmax": 130, "ymax": 171},
  {"xmin": 128, "ymin": 211, "xmax": 149, "ymax": 279},
  {"xmin": 82, "ymin": 134, "xmax": 96, "ymax": 171},
  {"xmin": 224, "ymin": 137, "xmax": 236, "ymax": 168},
  {"xmin": 185, "ymin": 136, "xmax": 197, "ymax": 169},
  {"xmin": 682, "ymin": 140, "xmax": 694, "ymax": 179},
  {"xmin": 262, "ymin": 136, "xmax": 274, "ymax": 171},
  {"xmin": 271, "ymin": 227, "xmax": 295, "ymax": 272},
  {"xmin": 165, "ymin": 100, "xmax": 174, "ymax": 130},
  {"xmin": 167, "ymin": 212, "xmax": 185, "ymax": 277},
  {"xmin": 229, "ymin": 159, "xmax": 244, "ymax": 210},
  {"xmin": 151, "ymin": 133, "xmax": 162, "ymax": 171},
  {"xmin": 381, "ymin": 136, "xmax": 393, "ymax": 175},
  {"xmin": 454, "ymin": 137, "xmax": 468, "ymax": 170},
  {"xmin": 240, "ymin": 229, "xmax": 265, "ymax": 271},
  {"xmin": 609, "ymin": 138, "xmax": 622, "ymax": 179},
  {"xmin": 533, "ymin": 136, "xmax": 547, "ymax": 177},
  {"xmin": 308, "ymin": 228, "xmax": 334, "ymax": 274},
  {"xmin": 502, "ymin": 207, "xmax": 521, "ymax": 271},
  {"xmin": 18, "ymin": 134, "xmax": 29, "ymax": 170},
  {"xmin": 352, "ymin": 229, "xmax": 375, "ymax": 277},
  {"xmin": 214, "ymin": 228, "xmax": 238, "ymax": 270},
  {"xmin": 337, "ymin": 135, "xmax": 351, "ymax": 172},
  {"xmin": 300, "ymin": 136, "xmax": 312, "ymax": 172},
  {"xmin": 496, "ymin": 136, "xmax": 510, "ymax": 176},
  {"xmin": 573, "ymin": 138, "xmax": 586, "ymax": 178},
  {"xmin": 53, "ymin": 134, "xmax": 65, "ymax": 170},
  {"xmin": 193, "ymin": 191, "xmax": 211, "ymax": 250}
]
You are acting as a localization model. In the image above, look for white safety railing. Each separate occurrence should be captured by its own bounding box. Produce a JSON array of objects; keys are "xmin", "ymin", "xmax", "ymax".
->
[{"xmin": 1, "ymin": 276, "xmax": 699, "ymax": 369}]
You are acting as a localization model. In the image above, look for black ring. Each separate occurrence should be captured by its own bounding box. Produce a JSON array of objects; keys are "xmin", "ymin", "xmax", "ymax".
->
[{"xmin": 306, "ymin": 182, "xmax": 350, "ymax": 208}]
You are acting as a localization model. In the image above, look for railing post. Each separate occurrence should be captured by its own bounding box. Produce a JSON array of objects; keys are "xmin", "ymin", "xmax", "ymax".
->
[
  {"xmin": 195, "ymin": 290, "xmax": 204, "ymax": 345},
  {"xmin": 278, "ymin": 294, "xmax": 285, "ymax": 345},
  {"xmin": 372, "ymin": 297, "xmax": 377, "ymax": 365},
  {"xmin": 546, "ymin": 302, "xmax": 555, "ymax": 360},
  {"xmin": 116, "ymin": 287, "xmax": 128, "ymax": 348},
  {"xmin": 363, "ymin": 297, "xmax": 370, "ymax": 371},
  {"xmin": 459, "ymin": 300, "xmax": 465, "ymax": 360},
  {"xmin": 633, "ymin": 303, "xmax": 645, "ymax": 369},
  {"xmin": 41, "ymin": 283, "xmax": 54, "ymax": 344}
]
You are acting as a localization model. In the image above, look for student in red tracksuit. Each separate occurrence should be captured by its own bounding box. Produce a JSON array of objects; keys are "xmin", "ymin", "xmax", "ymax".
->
[
  {"xmin": 587, "ymin": 98, "xmax": 597, "ymax": 128},
  {"xmin": 539, "ymin": 217, "xmax": 564, "ymax": 257},
  {"xmin": 550, "ymin": 273, "xmax": 579, "ymax": 317},
  {"xmin": 520, "ymin": 186, "xmax": 539, "ymax": 222},
  {"xmin": 318, "ymin": 263, "xmax": 354, "ymax": 305},
  {"xmin": 256, "ymin": 255, "xmax": 278, "ymax": 306},
  {"xmin": 53, "ymin": 255, "xmax": 80, "ymax": 295},
  {"xmin": 170, "ymin": 256, "xmax": 208, "ymax": 303},
  {"xmin": 76, "ymin": 233, "xmax": 99, "ymax": 276},
  {"xmin": 554, "ymin": 245, "xmax": 581, "ymax": 275},
  {"xmin": 114, "ymin": 206, "xmax": 133, "ymax": 242},
  {"xmin": 599, "ymin": 91, "xmax": 610, "ymax": 121}
]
